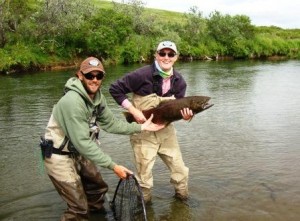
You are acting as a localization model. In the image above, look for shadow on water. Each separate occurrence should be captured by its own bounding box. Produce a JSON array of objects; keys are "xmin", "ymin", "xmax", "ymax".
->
[{"xmin": 1, "ymin": 60, "xmax": 300, "ymax": 220}]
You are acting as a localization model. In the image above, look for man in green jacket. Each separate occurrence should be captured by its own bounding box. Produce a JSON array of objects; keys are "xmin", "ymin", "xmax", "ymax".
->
[{"xmin": 42, "ymin": 57, "xmax": 163, "ymax": 221}]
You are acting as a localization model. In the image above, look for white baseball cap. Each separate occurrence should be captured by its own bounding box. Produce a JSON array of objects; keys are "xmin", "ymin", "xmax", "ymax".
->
[{"xmin": 156, "ymin": 41, "xmax": 178, "ymax": 53}]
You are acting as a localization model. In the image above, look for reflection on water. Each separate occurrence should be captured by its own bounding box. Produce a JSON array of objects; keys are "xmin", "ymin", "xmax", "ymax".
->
[{"xmin": 0, "ymin": 60, "xmax": 300, "ymax": 221}]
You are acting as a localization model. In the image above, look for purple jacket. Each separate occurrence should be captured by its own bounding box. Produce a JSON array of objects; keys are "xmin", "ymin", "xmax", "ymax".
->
[{"xmin": 109, "ymin": 63, "xmax": 187, "ymax": 105}]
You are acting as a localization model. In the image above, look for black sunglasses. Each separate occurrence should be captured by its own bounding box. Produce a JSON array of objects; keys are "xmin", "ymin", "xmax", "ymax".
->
[
  {"xmin": 82, "ymin": 71, "xmax": 105, "ymax": 80},
  {"xmin": 157, "ymin": 51, "xmax": 177, "ymax": 58}
]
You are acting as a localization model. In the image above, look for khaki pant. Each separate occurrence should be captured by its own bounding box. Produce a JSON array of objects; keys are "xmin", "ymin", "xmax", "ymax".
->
[
  {"xmin": 130, "ymin": 94, "xmax": 189, "ymax": 201},
  {"xmin": 44, "ymin": 154, "xmax": 108, "ymax": 221}
]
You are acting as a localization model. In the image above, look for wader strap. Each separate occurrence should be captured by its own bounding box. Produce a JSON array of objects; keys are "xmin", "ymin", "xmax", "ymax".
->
[
  {"xmin": 51, "ymin": 136, "xmax": 71, "ymax": 156},
  {"xmin": 58, "ymin": 136, "xmax": 68, "ymax": 151},
  {"xmin": 52, "ymin": 148, "xmax": 71, "ymax": 155}
]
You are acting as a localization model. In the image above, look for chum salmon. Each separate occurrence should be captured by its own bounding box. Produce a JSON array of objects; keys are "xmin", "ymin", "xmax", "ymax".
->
[{"xmin": 124, "ymin": 96, "xmax": 213, "ymax": 125}]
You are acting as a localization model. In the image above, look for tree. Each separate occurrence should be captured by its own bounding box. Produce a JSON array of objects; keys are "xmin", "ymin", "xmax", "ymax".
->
[
  {"xmin": 0, "ymin": 0, "xmax": 38, "ymax": 47},
  {"xmin": 112, "ymin": 0, "xmax": 163, "ymax": 37},
  {"xmin": 34, "ymin": 0, "xmax": 94, "ymax": 42},
  {"xmin": 85, "ymin": 8, "xmax": 135, "ymax": 60},
  {"xmin": 207, "ymin": 11, "xmax": 255, "ymax": 55},
  {"xmin": 182, "ymin": 6, "xmax": 207, "ymax": 46}
]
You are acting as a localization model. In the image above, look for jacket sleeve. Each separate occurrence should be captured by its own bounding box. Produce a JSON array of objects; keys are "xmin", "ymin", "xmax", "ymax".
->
[
  {"xmin": 97, "ymin": 95, "xmax": 141, "ymax": 134},
  {"xmin": 109, "ymin": 66, "xmax": 151, "ymax": 105}
]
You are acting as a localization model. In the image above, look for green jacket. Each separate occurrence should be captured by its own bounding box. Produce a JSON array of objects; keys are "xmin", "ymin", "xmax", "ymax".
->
[{"xmin": 46, "ymin": 77, "xmax": 141, "ymax": 170}]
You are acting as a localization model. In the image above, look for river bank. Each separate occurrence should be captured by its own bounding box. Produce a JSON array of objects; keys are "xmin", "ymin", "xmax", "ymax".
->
[{"xmin": 2, "ymin": 54, "xmax": 291, "ymax": 75}]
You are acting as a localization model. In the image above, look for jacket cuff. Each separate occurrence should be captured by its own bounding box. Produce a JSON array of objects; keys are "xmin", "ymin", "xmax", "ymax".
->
[
  {"xmin": 121, "ymin": 99, "xmax": 132, "ymax": 109},
  {"xmin": 108, "ymin": 162, "xmax": 116, "ymax": 170}
]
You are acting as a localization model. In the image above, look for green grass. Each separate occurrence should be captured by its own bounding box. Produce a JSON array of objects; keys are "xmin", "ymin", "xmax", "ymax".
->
[{"xmin": 95, "ymin": 0, "xmax": 186, "ymax": 24}]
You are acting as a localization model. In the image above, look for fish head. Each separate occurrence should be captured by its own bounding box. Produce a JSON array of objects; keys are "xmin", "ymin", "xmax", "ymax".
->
[{"xmin": 189, "ymin": 96, "xmax": 214, "ymax": 113}]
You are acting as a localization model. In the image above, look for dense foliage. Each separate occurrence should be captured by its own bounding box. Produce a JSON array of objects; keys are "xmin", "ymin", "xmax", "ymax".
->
[{"xmin": 0, "ymin": 0, "xmax": 299, "ymax": 73}]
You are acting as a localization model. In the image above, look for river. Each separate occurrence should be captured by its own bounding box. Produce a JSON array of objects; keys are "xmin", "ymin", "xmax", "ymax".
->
[{"xmin": 0, "ymin": 60, "xmax": 299, "ymax": 221}]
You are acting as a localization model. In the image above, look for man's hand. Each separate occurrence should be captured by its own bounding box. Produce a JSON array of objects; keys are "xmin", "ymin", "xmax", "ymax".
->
[
  {"xmin": 180, "ymin": 108, "xmax": 194, "ymax": 121},
  {"xmin": 113, "ymin": 165, "xmax": 133, "ymax": 179},
  {"xmin": 141, "ymin": 114, "xmax": 165, "ymax": 131}
]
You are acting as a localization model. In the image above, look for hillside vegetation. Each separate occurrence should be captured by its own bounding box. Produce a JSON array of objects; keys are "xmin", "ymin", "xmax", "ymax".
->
[{"xmin": 0, "ymin": 0, "xmax": 299, "ymax": 74}]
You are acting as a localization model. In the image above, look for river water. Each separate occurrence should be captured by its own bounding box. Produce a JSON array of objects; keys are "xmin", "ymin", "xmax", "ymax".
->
[{"xmin": 0, "ymin": 60, "xmax": 299, "ymax": 221}]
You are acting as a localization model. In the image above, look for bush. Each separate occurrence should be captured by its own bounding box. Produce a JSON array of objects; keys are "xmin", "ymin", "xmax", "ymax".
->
[{"xmin": 0, "ymin": 43, "xmax": 48, "ymax": 73}]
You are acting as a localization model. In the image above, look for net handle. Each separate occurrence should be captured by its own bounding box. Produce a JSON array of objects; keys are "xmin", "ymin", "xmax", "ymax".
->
[{"xmin": 131, "ymin": 175, "xmax": 148, "ymax": 221}]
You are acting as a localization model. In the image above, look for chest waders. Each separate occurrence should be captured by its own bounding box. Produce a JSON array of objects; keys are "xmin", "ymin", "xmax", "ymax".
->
[{"xmin": 129, "ymin": 93, "xmax": 189, "ymax": 203}]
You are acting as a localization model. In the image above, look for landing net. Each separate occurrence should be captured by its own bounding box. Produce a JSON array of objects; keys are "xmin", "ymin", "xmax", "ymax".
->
[{"xmin": 110, "ymin": 175, "xmax": 147, "ymax": 221}]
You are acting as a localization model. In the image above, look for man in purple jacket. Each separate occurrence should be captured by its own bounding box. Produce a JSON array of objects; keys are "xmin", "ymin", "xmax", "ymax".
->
[{"xmin": 109, "ymin": 41, "xmax": 193, "ymax": 203}]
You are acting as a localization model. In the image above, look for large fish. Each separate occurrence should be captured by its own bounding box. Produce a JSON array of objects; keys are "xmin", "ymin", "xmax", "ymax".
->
[{"xmin": 124, "ymin": 96, "xmax": 214, "ymax": 125}]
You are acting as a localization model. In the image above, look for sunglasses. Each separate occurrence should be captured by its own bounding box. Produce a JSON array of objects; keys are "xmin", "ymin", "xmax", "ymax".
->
[
  {"xmin": 157, "ymin": 51, "xmax": 177, "ymax": 58},
  {"xmin": 82, "ymin": 71, "xmax": 105, "ymax": 80}
]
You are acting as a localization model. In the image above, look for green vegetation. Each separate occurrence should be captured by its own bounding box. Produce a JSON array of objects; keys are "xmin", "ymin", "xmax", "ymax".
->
[{"xmin": 1, "ymin": 0, "xmax": 299, "ymax": 74}]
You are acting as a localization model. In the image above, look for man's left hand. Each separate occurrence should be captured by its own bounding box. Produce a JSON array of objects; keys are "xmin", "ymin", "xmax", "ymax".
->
[{"xmin": 181, "ymin": 108, "xmax": 194, "ymax": 121}]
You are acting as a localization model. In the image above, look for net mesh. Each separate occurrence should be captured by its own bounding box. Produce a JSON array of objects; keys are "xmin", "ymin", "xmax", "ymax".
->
[{"xmin": 110, "ymin": 175, "xmax": 147, "ymax": 221}]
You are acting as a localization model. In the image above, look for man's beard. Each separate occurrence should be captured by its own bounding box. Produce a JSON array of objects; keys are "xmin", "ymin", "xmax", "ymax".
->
[{"xmin": 82, "ymin": 80, "xmax": 100, "ymax": 95}]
